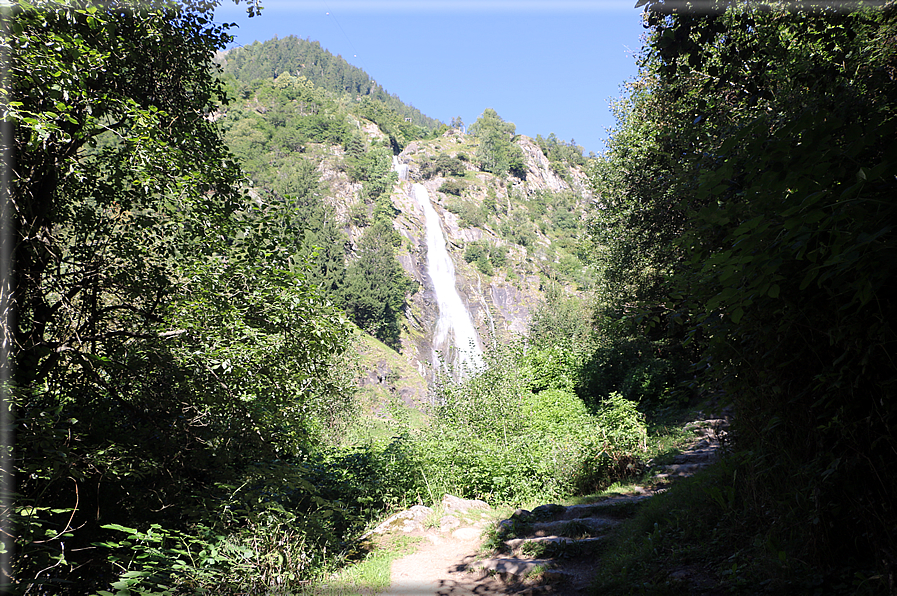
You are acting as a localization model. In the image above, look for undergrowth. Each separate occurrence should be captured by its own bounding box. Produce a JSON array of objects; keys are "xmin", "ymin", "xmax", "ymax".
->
[{"xmin": 589, "ymin": 458, "xmax": 891, "ymax": 595}]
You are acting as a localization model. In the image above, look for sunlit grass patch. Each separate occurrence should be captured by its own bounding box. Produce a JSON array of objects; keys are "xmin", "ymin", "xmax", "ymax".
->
[{"xmin": 307, "ymin": 535, "xmax": 422, "ymax": 596}]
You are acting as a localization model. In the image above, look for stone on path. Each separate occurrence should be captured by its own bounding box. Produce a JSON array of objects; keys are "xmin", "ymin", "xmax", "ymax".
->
[{"xmin": 442, "ymin": 494, "xmax": 490, "ymax": 515}]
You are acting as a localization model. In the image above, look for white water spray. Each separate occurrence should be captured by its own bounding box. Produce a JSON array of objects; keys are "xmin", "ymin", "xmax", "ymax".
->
[{"xmin": 412, "ymin": 183, "xmax": 483, "ymax": 376}]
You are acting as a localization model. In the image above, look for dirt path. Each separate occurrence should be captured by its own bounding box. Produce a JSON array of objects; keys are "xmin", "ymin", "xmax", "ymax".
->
[
  {"xmin": 376, "ymin": 494, "xmax": 627, "ymax": 596},
  {"xmin": 379, "ymin": 418, "xmax": 727, "ymax": 596},
  {"xmin": 368, "ymin": 498, "xmax": 527, "ymax": 596},
  {"xmin": 384, "ymin": 532, "xmax": 509, "ymax": 596}
]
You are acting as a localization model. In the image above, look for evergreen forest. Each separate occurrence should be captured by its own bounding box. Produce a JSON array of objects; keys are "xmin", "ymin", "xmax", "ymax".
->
[{"xmin": 3, "ymin": 0, "xmax": 896, "ymax": 594}]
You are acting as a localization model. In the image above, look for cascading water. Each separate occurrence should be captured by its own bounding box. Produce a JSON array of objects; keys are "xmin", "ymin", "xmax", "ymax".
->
[
  {"xmin": 393, "ymin": 156, "xmax": 409, "ymax": 181},
  {"xmin": 412, "ymin": 182, "xmax": 483, "ymax": 377}
]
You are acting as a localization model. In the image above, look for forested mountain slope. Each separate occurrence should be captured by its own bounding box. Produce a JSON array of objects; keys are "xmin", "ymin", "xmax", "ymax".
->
[
  {"xmin": 214, "ymin": 52, "xmax": 595, "ymax": 405},
  {"xmin": 219, "ymin": 35, "xmax": 442, "ymax": 130}
]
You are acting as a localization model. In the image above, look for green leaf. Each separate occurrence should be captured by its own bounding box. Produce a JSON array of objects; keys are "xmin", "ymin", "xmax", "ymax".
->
[{"xmin": 102, "ymin": 523, "xmax": 139, "ymax": 535}]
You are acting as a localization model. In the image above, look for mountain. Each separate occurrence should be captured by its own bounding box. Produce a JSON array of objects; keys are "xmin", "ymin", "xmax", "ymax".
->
[
  {"xmin": 215, "ymin": 39, "xmax": 594, "ymax": 413},
  {"xmin": 218, "ymin": 35, "xmax": 442, "ymax": 130}
]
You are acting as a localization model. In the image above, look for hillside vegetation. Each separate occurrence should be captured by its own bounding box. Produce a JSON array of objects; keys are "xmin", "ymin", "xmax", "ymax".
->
[
  {"xmin": 6, "ymin": 1, "xmax": 897, "ymax": 595},
  {"xmin": 214, "ymin": 36, "xmax": 597, "ymax": 392}
]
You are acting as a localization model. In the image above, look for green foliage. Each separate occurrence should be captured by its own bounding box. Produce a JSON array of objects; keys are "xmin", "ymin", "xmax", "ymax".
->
[
  {"xmin": 221, "ymin": 73, "xmax": 354, "ymax": 169},
  {"xmin": 488, "ymin": 244, "xmax": 508, "ymax": 268},
  {"xmin": 214, "ymin": 18, "xmax": 427, "ymax": 362},
  {"xmin": 357, "ymin": 97, "xmax": 431, "ymax": 151},
  {"xmin": 438, "ymin": 179, "xmax": 466, "ymax": 197},
  {"xmin": 412, "ymin": 342, "xmax": 648, "ymax": 504},
  {"xmin": 348, "ymin": 145, "xmax": 397, "ymax": 205},
  {"xmin": 528, "ymin": 284, "xmax": 593, "ymax": 349},
  {"xmin": 223, "ymin": 35, "xmax": 442, "ymax": 131},
  {"xmin": 463, "ymin": 241, "xmax": 506, "ymax": 276},
  {"xmin": 93, "ymin": 516, "xmax": 323, "ymax": 595},
  {"xmin": 535, "ymin": 133, "xmax": 586, "ymax": 170},
  {"xmin": 522, "ymin": 345, "xmax": 583, "ymax": 393},
  {"xmin": 593, "ymin": 393, "xmax": 647, "ymax": 455},
  {"xmin": 620, "ymin": 357, "xmax": 677, "ymax": 406},
  {"xmin": 463, "ymin": 242, "xmax": 487, "ymax": 265},
  {"xmin": 421, "ymin": 152, "xmax": 467, "ymax": 178},
  {"xmin": 348, "ymin": 201, "xmax": 371, "ymax": 227},
  {"xmin": 506, "ymin": 143, "xmax": 527, "ymax": 179},
  {"xmin": 469, "ymin": 108, "xmax": 519, "ymax": 176},
  {"xmin": 341, "ymin": 222, "xmax": 416, "ymax": 350},
  {"xmin": 2, "ymin": 2, "xmax": 376, "ymax": 592},
  {"xmin": 594, "ymin": 1, "xmax": 897, "ymax": 583},
  {"xmin": 444, "ymin": 196, "xmax": 490, "ymax": 229},
  {"xmin": 499, "ymin": 211, "xmax": 536, "ymax": 249},
  {"xmin": 82, "ymin": 436, "xmax": 426, "ymax": 594},
  {"xmin": 522, "ymin": 388, "xmax": 595, "ymax": 437}
]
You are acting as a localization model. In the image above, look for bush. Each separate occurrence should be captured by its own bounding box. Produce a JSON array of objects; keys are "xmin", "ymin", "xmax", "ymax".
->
[
  {"xmin": 621, "ymin": 358, "xmax": 677, "ymax": 405},
  {"xmin": 414, "ymin": 345, "xmax": 649, "ymax": 504},
  {"xmin": 522, "ymin": 388, "xmax": 594, "ymax": 438},
  {"xmin": 488, "ymin": 244, "xmax": 508, "ymax": 268},
  {"xmin": 593, "ymin": 392, "xmax": 647, "ymax": 455},
  {"xmin": 445, "ymin": 199, "xmax": 484, "ymax": 228},
  {"xmin": 500, "ymin": 212, "xmax": 536, "ymax": 248},
  {"xmin": 348, "ymin": 201, "xmax": 370, "ymax": 227},
  {"xmin": 463, "ymin": 242, "xmax": 487, "ymax": 264},
  {"xmin": 522, "ymin": 344, "xmax": 584, "ymax": 393},
  {"xmin": 464, "ymin": 241, "xmax": 496, "ymax": 274},
  {"xmin": 439, "ymin": 179, "xmax": 466, "ymax": 196},
  {"xmin": 475, "ymin": 254, "xmax": 494, "ymax": 275}
]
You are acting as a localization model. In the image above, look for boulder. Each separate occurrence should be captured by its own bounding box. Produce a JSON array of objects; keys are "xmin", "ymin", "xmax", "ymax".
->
[
  {"xmin": 442, "ymin": 494, "xmax": 490, "ymax": 516},
  {"xmin": 369, "ymin": 504, "xmax": 433, "ymax": 536}
]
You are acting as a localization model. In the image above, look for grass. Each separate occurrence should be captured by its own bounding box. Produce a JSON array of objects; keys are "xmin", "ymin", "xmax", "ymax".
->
[
  {"xmin": 305, "ymin": 535, "xmax": 422, "ymax": 596},
  {"xmin": 587, "ymin": 465, "xmax": 729, "ymax": 595}
]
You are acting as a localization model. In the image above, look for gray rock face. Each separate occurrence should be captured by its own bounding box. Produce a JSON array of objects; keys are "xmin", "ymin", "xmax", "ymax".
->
[{"xmin": 364, "ymin": 132, "xmax": 593, "ymax": 396}]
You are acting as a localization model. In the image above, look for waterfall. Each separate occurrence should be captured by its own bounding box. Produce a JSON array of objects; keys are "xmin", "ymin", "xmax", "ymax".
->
[
  {"xmin": 412, "ymin": 183, "xmax": 483, "ymax": 377},
  {"xmin": 392, "ymin": 156, "xmax": 409, "ymax": 181}
]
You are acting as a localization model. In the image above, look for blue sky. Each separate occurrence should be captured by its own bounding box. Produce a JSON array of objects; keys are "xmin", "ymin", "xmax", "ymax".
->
[{"xmin": 213, "ymin": 1, "xmax": 648, "ymax": 156}]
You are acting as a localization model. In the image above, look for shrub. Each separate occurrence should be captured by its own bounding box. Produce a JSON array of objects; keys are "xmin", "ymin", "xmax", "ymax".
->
[
  {"xmin": 348, "ymin": 201, "xmax": 370, "ymax": 227},
  {"xmin": 593, "ymin": 392, "xmax": 647, "ymax": 455},
  {"xmin": 415, "ymin": 345, "xmax": 649, "ymax": 504},
  {"xmin": 475, "ymin": 254, "xmax": 494, "ymax": 275},
  {"xmin": 463, "ymin": 242, "xmax": 487, "ymax": 264},
  {"xmin": 488, "ymin": 244, "xmax": 508, "ymax": 268},
  {"xmin": 522, "ymin": 345, "xmax": 583, "ymax": 393},
  {"xmin": 438, "ymin": 179, "xmax": 465, "ymax": 196},
  {"xmin": 621, "ymin": 358, "xmax": 677, "ymax": 405},
  {"xmin": 522, "ymin": 388, "xmax": 594, "ymax": 438},
  {"xmin": 445, "ymin": 199, "xmax": 484, "ymax": 228}
]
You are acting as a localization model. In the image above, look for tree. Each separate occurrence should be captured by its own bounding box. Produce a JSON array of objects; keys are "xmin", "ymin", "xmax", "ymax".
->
[
  {"xmin": 3, "ymin": 1, "xmax": 354, "ymax": 591},
  {"xmin": 341, "ymin": 221, "xmax": 415, "ymax": 350},
  {"xmin": 469, "ymin": 108, "xmax": 517, "ymax": 176},
  {"xmin": 595, "ymin": 1, "xmax": 897, "ymax": 585}
]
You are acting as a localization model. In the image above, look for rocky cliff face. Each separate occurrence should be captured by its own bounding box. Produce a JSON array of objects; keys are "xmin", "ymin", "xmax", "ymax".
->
[
  {"xmin": 315, "ymin": 123, "xmax": 591, "ymax": 408},
  {"xmin": 387, "ymin": 129, "xmax": 592, "ymax": 394}
]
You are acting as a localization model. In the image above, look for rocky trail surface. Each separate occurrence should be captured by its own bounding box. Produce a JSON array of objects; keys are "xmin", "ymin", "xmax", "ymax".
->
[{"xmin": 372, "ymin": 418, "xmax": 728, "ymax": 595}]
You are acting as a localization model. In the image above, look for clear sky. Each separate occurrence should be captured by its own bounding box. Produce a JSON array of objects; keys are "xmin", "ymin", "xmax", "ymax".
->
[{"xmin": 213, "ymin": 1, "xmax": 648, "ymax": 156}]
